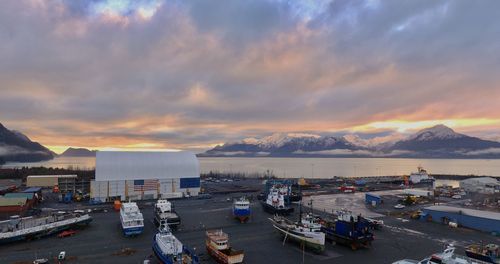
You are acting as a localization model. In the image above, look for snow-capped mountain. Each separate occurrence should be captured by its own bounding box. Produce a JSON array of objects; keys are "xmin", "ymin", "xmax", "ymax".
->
[
  {"xmin": 201, "ymin": 125, "xmax": 500, "ymax": 158},
  {"xmin": 386, "ymin": 125, "xmax": 500, "ymax": 157},
  {"xmin": 406, "ymin": 124, "xmax": 465, "ymax": 141},
  {"xmin": 203, "ymin": 132, "xmax": 362, "ymax": 157}
]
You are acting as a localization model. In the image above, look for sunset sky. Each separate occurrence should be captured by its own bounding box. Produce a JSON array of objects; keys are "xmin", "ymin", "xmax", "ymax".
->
[{"xmin": 1, "ymin": 0, "xmax": 500, "ymax": 154}]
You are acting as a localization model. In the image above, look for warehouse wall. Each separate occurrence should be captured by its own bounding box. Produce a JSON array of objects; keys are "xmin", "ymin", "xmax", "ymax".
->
[{"xmin": 423, "ymin": 209, "xmax": 500, "ymax": 233}]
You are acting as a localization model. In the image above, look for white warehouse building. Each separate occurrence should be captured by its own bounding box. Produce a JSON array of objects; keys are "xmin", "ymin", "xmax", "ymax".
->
[
  {"xmin": 90, "ymin": 151, "xmax": 201, "ymax": 202},
  {"xmin": 459, "ymin": 177, "xmax": 500, "ymax": 194}
]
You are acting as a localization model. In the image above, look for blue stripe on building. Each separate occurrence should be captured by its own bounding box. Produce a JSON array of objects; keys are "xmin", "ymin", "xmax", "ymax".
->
[{"xmin": 180, "ymin": 177, "xmax": 200, "ymax": 188}]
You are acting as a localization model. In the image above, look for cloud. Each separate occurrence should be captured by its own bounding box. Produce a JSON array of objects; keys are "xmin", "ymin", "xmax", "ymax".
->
[{"xmin": 1, "ymin": 0, "xmax": 500, "ymax": 151}]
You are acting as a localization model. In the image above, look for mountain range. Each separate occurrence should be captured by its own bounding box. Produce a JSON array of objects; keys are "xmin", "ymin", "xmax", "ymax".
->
[
  {"xmin": 201, "ymin": 125, "xmax": 500, "ymax": 158},
  {"xmin": 0, "ymin": 123, "xmax": 55, "ymax": 164}
]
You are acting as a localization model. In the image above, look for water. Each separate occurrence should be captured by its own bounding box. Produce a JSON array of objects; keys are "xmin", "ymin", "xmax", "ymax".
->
[{"xmin": 3, "ymin": 157, "xmax": 500, "ymax": 179}]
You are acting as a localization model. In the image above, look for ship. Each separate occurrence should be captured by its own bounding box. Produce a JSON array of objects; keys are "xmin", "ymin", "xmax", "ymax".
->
[
  {"xmin": 320, "ymin": 210, "xmax": 374, "ymax": 250},
  {"xmin": 120, "ymin": 201, "xmax": 144, "ymax": 236},
  {"xmin": 260, "ymin": 186, "xmax": 294, "ymax": 215},
  {"xmin": 206, "ymin": 229, "xmax": 244, "ymax": 264},
  {"xmin": 392, "ymin": 244, "xmax": 485, "ymax": 264},
  {"xmin": 409, "ymin": 166, "xmax": 435, "ymax": 184},
  {"xmin": 269, "ymin": 213, "xmax": 326, "ymax": 253},
  {"xmin": 0, "ymin": 212, "xmax": 92, "ymax": 244},
  {"xmin": 154, "ymin": 199, "xmax": 181, "ymax": 230},
  {"xmin": 465, "ymin": 244, "xmax": 499, "ymax": 264},
  {"xmin": 152, "ymin": 226, "xmax": 199, "ymax": 264},
  {"xmin": 232, "ymin": 197, "xmax": 251, "ymax": 223}
]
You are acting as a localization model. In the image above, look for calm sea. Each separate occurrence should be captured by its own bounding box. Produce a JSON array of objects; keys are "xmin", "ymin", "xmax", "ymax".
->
[{"xmin": 3, "ymin": 157, "xmax": 500, "ymax": 179}]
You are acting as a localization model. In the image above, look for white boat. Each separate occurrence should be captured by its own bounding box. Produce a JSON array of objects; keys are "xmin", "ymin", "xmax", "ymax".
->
[
  {"xmin": 120, "ymin": 202, "xmax": 144, "ymax": 236},
  {"xmin": 393, "ymin": 245, "xmax": 486, "ymax": 264},
  {"xmin": 261, "ymin": 186, "xmax": 294, "ymax": 215},
  {"xmin": 154, "ymin": 199, "xmax": 180, "ymax": 230},
  {"xmin": 410, "ymin": 166, "xmax": 435, "ymax": 184},
  {"xmin": 269, "ymin": 214, "xmax": 325, "ymax": 253},
  {"xmin": 153, "ymin": 226, "xmax": 199, "ymax": 264},
  {"xmin": 0, "ymin": 212, "xmax": 92, "ymax": 244}
]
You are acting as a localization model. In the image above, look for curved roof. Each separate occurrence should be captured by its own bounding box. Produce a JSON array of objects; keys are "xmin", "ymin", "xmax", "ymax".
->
[{"xmin": 95, "ymin": 151, "xmax": 199, "ymax": 181}]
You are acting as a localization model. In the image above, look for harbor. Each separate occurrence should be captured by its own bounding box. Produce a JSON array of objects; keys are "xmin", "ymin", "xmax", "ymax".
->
[{"xmin": 0, "ymin": 178, "xmax": 499, "ymax": 264}]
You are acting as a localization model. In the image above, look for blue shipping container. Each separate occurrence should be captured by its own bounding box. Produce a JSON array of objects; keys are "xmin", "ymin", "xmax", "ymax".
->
[{"xmin": 365, "ymin": 193, "xmax": 382, "ymax": 205}]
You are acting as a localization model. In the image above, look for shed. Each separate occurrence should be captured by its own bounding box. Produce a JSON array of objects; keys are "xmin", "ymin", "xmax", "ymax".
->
[
  {"xmin": 0, "ymin": 197, "xmax": 28, "ymax": 213},
  {"xmin": 422, "ymin": 205, "xmax": 500, "ymax": 233},
  {"xmin": 22, "ymin": 187, "xmax": 42, "ymax": 193},
  {"xmin": 365, "ymin": 193, "xmax": 382, "ymax": 206},
  {"xmin": 27, "ymin": 175, "xmax": 77, "ymax": 187}
]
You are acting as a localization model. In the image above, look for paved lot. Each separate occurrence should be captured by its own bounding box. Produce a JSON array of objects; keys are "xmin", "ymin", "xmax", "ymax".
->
[{"xmin": 1, "ymin": 191, "xmax": 499, "ymax": 264}]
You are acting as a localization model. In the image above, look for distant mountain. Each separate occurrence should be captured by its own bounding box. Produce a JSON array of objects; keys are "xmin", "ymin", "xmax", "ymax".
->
[
  {"xmin": 60, "ymin": 147, "xmax": 96, "ymax": 157},
  {"xmin": 385, "ymin": 125, "xmax": 500, "ymax": 158},
  {"xmin": 201, "ymin": 125, "xmax": 500, "ymax": 158},
  {"xmin": 201, "ymin": 133, "xmax": 366, "ymax": 157},
  {"xmin": 0, "ymin": 123, "xmax": 55, "ymax": 164}
]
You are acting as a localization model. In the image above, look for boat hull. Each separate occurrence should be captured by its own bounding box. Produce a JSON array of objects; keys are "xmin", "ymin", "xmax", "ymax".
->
[
  {"xmin": 122, "ymin": 226, "xmax": 144, "ymax": 236},
  {"xmin": 0, "ymin": 216, "xmax": 92, "ymax": 244},
  {"xmin": 233, "ymin": 208, "xmax": 251, "ymax": 223},
  {"xmin": 154, "ymin": 215, "xmax": 181, "ymax": 229},
  {"xmin": 465, "ymin": 251, "xmax": 498, "ymax": 264},
  {"xmin": 321, "ymin": 226, "xmax": 373, "ymax": 250},
  {"xmin": 153, "ymin": 239, "xmax": 199, "ymax": 264},
  {"xmin": 260, "ymin": 201, "xmax": 294, "ymax": 215},
  {"xmin": 271, "ymin": 223, "xmax": 325, "ymax": 253}
]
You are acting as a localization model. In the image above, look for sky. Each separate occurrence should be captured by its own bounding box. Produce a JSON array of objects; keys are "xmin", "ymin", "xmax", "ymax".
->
[{"xmin": 1, "ymin": 0, "xmax": 500, "ymax": 154}]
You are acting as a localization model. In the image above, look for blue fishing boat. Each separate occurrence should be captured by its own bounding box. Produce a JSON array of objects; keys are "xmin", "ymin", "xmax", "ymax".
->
[{"xmin": 233, "ymin": 197, "xmax": 251, "ymax": 223}]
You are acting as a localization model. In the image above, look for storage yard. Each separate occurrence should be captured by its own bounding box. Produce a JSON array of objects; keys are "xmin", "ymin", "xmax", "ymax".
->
[
  {"xmin": 0, "ymin": 160, "xmax": 499, "ymax": 264},
  {"xmin": 0, "ymin": 177, "xmax": 498, "ymax": 264}
]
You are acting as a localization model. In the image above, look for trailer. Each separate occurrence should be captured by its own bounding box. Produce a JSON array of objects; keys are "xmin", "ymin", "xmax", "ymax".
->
[{"xmin": 320, "ymin": 212, "xmax": 374, "ymax": 250}]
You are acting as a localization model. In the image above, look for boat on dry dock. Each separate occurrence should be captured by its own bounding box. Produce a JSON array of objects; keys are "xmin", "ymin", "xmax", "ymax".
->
[
  {"xmin": 205, "ymin": 230, "xmax": 244, "ymax": 264},
  {"xmin": 152, "ymin": 226, "xmax": 199, "ymax": 264},
  {"xmin": 269, "ymin": 213, "xmax": 326, "ymax": 253},
  {"xmin": 392, "ymin": 245, "xmax": 487, "ymax": 264},
  {"xmin": 154, "ymin": 199, "xmax": 181, "ymax": 230},
  {"xmin": 465, "ymin": 244, "xmax": 499, "ymax": 264},
  {"xmin": 261, "ymin": 186, "xmax": 294, "ymax": 215},
  {"xmin": 232, "ymin": 197, "xmax": 251, "ymax": 223},
  {"xmin": 0, "ymin": 212, "xmax": 92, "ymax": 244},
  {"xmin": 120, "ymin": 201, "xmax": 144, "ymax": 236}
]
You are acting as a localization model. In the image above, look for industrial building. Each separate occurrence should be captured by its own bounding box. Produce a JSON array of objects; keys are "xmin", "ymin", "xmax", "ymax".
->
[
  {"xmin": 90, "ymin": 151, "xmax": 200, "ymax": 202},
  {"xmin": 365, "ymin": 193, "xmax": 382, "ymax": 206},
  {"xmin": 422, "ymin": 205, "xmax": 500, "ymax": 233},
  {"xmin": 459, "ymin": 177, "xmax": 500, "ymax": 194}
]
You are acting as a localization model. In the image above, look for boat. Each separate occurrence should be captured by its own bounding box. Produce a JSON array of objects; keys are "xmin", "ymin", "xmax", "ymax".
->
[
  {"xmin": 392, "ymin": 245, "xmax": 486, "ymax": 264},
  {"xmin": 409, "ymin": 166, "xmax": 435, "ymax": 184},
  {"xmin": 320, "ymin": 210, "xmax": 374, "ymax": 250},
  {"xmin": 120, "ymin": 201, "xmax": 144, "ymax": 236},
  {"xmin": 260, "ymin": 186, "xmax": 294, "ymax": 215},
  {"xmin": 465, "ymin": 244, "xmax": 499, "ymax": 264},
  {"xmin": 152, "ymin": 226, "xmax": 199, "ymax": 264},
  {"xmin": 269, "ymin": 213, "xmax": 326, "ymax": 253},
  {"xmin": 232, "ymin": 197, "xmax": 251, "ymax": 223},
  {"xmin": 154, "ymin": 199, "xmax": 181, "ymax": 230},
  {"xmin": 0, "ymin": 212, "xmax": 92, "ymax": 244},
  {"xmin": 206, "ymin": 229, "xmax": 244, "ymax": 264}
]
